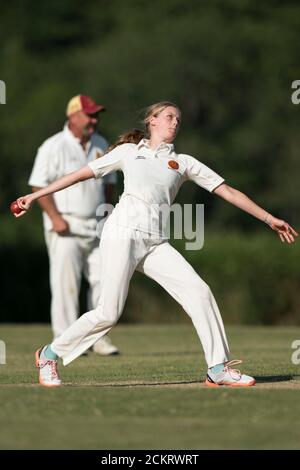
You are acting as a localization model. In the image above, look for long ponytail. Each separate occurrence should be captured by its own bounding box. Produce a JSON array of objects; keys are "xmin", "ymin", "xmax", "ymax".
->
[{"xmin": 104, "ymin": 128, "xmax": 145, "ymax": 154}]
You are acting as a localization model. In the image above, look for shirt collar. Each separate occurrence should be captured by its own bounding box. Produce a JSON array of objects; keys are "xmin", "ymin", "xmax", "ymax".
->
[
  {"xmin": 63, "ymin": 122, "xmax": 79, "ymax": 143},
  {"xmin": 137, "ymin": 138, "xmax": 174, "ymax": 155}
]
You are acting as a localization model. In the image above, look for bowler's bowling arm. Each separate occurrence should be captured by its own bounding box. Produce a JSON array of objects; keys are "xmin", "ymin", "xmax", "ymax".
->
[
  {"xmin": 32, "ymin": 166, "xmax": 94, "ymax": 202},
  {"xmin": 18, "ymin": 166, "xmax": 94, "ymax": 213}
]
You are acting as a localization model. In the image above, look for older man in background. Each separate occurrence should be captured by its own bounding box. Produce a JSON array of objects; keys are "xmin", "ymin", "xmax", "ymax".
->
[{"xmin": 28, "ymin": 94, "xmax": 119, "ymax": 355}]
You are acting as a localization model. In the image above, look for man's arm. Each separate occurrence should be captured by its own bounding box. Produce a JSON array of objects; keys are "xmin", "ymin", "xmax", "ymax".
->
[
  {"xmin": 32, "ymin": 187, "xmax": 69, "ymax": 235},
  {"xmin": 104, "ymin": 183, "xmax": 115, "ymax": 205}
]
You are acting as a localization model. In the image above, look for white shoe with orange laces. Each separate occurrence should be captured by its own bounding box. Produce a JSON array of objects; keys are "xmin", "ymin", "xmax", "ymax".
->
[
  {"xmin": 35, "ymin": 347, "xmax": 61, "ymax": 387},
  {"xmin": 205, "ymin": 360, "xmax": 256, "ymax": 388}
]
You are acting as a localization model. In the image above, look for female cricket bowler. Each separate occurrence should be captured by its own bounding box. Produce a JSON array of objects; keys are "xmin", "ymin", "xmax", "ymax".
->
[{"xmin": 15, "ymin": 101, "xmax": 298, "ymax": 388}]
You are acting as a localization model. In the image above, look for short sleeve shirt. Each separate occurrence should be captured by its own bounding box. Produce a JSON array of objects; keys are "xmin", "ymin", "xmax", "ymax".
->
[{"xmin": 88, "ymin": 139, "xmax": 224, "ymax": 237}]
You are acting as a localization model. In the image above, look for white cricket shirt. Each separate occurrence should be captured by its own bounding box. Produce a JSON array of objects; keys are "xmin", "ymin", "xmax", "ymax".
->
[
  {"xmin": 28, "ymin": 124, "xmax": 116, "ymax": 230},
  {"xmin": 88, "ymin": 139, "xmax": 225, "ymax": 237}
]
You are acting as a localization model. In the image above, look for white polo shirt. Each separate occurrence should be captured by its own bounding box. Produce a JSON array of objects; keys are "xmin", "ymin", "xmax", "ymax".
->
[
  {"xmin": 88, "ymin": 139, "xmax": 225, "ymax": 237},
  {"xmin": 29, "ymin": 124, "xmax": 116, "ymax": 230}
]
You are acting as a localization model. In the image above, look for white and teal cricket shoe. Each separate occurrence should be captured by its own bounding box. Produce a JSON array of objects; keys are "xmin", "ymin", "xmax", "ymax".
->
[
  {"xmin": 35, "ymin": 347, "xmax": 61, "ymax": 388},
  {"xmin": 205, "ymin": 360, "xmax": 256, "ymax": 388}
]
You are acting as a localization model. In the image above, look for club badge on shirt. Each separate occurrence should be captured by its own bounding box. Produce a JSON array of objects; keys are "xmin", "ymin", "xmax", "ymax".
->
[{"xmin": 168, "ymin": 160, "xmax": 179, "ymax": 170}]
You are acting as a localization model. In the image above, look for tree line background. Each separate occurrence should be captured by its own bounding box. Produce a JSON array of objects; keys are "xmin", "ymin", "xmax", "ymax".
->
[{"xmin": 0, "ymin": 0, "xmax": 299, "ymax": 324}]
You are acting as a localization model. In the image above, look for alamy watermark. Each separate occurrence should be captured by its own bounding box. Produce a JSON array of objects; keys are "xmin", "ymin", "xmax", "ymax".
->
[
  {"xmin": 96, "ymin": 202, "xmax": 205, "ymax": 250},
  {"xmin": 0, "ymin": 340, "xmax": 6, "ymax": 364},
  {"xmin": 291, "ymin": 80, "xmax": 300, "ymax": 105},
  {"xmin": 0, "ymin": 80, "xmax": 6, "ymax": 104},
  {"xmin": 291, "ymin": 340, "xmax": 300, "ymax": 365}
]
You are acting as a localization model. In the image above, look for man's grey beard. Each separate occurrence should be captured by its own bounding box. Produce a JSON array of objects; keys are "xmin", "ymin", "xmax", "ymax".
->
[{"xmin": 82, "ymin": 125, "xmax": 96, "ymax": 138}]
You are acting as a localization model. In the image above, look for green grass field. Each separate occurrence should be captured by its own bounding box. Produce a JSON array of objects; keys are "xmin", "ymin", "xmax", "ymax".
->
[{"xmin": 1, "ymin": 324, "xmax": 300, "ymax": 450}]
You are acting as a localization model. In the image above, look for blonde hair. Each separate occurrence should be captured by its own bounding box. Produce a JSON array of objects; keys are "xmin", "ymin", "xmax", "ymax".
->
[
  {"xmin": 143, "ymin": 101, "xmax": 180, "ymax": 138},
  {"xmin": 103, "ymin": 102, "xmax": 180, "ymax": 154}
]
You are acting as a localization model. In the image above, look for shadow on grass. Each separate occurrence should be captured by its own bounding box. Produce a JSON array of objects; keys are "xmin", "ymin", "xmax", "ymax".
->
[
  {"xmin": 255, "ymin": 375, "xmax": 296, "ymax": 383},
  {"xmin": 2, "ymin": 377, "xmax": 300, "ymax": 388},
  {"xmin": 66, "ymin": 380, "xmax": 202, "ymax": 388},
  {"xmin": 125, "ymin": 351, "xmax": 200, "ymax": 357},
  {"xmin": 64, "ymin": 375, "xmax": 300, "ymax": 388}
]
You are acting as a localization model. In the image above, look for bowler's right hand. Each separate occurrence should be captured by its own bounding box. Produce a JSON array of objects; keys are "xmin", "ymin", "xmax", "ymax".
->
[{"xmin": 14, "ymin": 194, "xmax": 34, "ymax": 217}]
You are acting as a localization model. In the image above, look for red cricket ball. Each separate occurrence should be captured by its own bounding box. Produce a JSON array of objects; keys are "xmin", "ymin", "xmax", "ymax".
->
[{"xmin": 10, "ymin": 200, "xmax": 22, "ymax": 215}]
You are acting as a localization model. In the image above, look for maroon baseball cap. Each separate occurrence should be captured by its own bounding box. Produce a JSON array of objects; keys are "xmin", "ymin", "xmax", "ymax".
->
[{"xmin": 66, "ymin": 95, "xmax": 106, "ymax": 116}]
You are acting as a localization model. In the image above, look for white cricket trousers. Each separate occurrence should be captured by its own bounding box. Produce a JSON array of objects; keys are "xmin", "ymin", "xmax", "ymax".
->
[
  {"xmin": 45, "ymin": 230, "xmax": 100, "ymax": 338},
  {"xmin": 52, "ymin": 224, "xmax": 230, "ymax": 367}
]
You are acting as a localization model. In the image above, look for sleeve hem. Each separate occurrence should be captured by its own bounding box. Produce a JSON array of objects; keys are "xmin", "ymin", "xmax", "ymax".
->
[
  {"xmin": 87, "ymin": 162, "xmax": 98, "ymax": 178},
  {"xmin": 210, "ymin": 179, "xmax": 225, "ymax": 193},
  {"xmin": 27, "ymin": 180, "xmax": 48, "ymax": 188}
]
